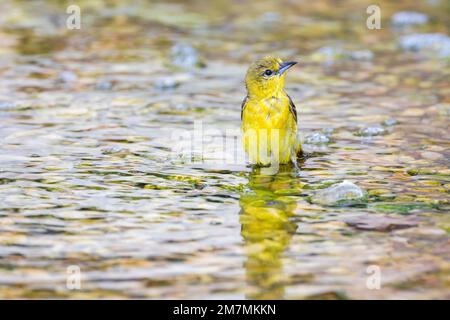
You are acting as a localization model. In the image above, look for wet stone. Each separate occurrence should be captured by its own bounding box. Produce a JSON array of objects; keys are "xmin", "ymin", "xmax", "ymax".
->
[
  {"xmin": 173, "ymin": 103, "xmax": 189, "ymax": 111},
  {"xmin": 311, "ymin": 46, "xmax": 343, "ymax": 65},
  {"xmin": 344, "ymin": 215, "xmax": 418, "ymax": 232},
  {"xmin": 311, "ymin": 46, "xmax": 373, "ymax": 64},
  {"xmin": 322, "ymin": 128, "xmax": 335, "ymax": 134},
  {"xmin": 310, "ymin": 181, "xmax": 367, "ymax": 207},
  {"xmin": 356, "ymin": 126, "xmax": 387, "ymax": 137},
  {"xmin": 101, "ymin": 146, "xmax": 131, "ymax": 156},
  {"xmin": 95, "ymin": 81, "xmax": 113, "ymax": 91},
  {"xmin": 154, "ymin": 77, "xmax": 180, "ymax": 90},
  {"xmin": 0, "ymin": 101, "xmax": 16, "ymax": 110},
  {"xmin": 391, "ymin": 11, "xmax": 429, "ymax": 27},
  {"xmin": 383, "ymin": 118, "xmax": 398, "ymax": 126},
  {"xmin": 420, "ymin": 151, "xmax": 443, "ymax": 161},
  {"xmin": 347, "ymin": 50, "xmax": 374, "ymax": 61},
  {"xmin": 257, "ymin": 12, "xmax": 281, "ymax": 28},
  {"xmin": 57, "ymin": 71, "xmax": 78, "ymax": 83},
  {"xmin": 399, "ymin": 33, "xmax": 450, "ymax": 58},
  {"xmin": 170, "ymin": 43, "xmax": 201, "ymax": 69},
  {"xmin": 304, "ymin": 132, "xmax": 330, "ymax": 145}
]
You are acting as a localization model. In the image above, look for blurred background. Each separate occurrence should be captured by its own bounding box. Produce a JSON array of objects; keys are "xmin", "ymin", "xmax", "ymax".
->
[{"xmin": 0, "ymin": 0, "xmax": 449, "ymax": 299}]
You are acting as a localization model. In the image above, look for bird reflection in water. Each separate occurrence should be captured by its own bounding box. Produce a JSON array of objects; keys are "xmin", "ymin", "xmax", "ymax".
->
[{"xmin": 239, "ymin": 164, "xmax": 303, "ymax": 299}]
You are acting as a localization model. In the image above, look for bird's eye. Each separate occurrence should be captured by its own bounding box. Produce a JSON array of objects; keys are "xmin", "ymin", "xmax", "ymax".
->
[{"xmin": 264, "ymin": 69, "xmax": 273, "ymax": 76}]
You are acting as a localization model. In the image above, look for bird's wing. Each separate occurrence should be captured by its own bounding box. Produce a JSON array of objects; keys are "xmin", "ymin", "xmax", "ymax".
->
[
  {"xmin": 287, "ymin": 94, "xmax": 297, "ymax": 123},
  {"xmin": 240, "ymin": 95, "xmax": 248, "ymax": 120}
]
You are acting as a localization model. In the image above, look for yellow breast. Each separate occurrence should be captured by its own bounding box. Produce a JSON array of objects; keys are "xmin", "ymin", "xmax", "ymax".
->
[{"xmin": 242, "ymin": 93, "xmax": 298, "ymax": 165}]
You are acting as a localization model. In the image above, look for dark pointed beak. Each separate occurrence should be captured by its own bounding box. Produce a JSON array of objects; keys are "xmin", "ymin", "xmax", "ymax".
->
[{"xmin": 278, "ymin": 61, "xmax": 297, "ymax": 75}]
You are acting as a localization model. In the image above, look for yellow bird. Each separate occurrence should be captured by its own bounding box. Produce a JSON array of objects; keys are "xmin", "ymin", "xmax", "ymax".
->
[{"xmin": 241, "ymin": 56, "xmax": 301, "ymax": 166}]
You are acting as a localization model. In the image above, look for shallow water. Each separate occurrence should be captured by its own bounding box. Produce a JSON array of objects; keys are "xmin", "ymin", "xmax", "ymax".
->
[{"xmin": 0, "ymin": 0, "xmax": 449, "ymax": 299}]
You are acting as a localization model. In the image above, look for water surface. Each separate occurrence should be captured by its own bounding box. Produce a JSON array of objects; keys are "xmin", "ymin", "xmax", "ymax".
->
[{"xmin": 0, "ymin": 0, "xmax": 449, "ymax": 299}]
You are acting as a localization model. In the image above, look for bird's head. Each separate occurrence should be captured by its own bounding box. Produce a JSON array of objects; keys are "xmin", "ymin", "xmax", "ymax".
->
[{"xmin": 245, "ymin": 56, "xmax": 297, "ymax": 99}]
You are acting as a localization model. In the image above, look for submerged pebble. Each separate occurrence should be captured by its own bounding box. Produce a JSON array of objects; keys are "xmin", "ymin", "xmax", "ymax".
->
[
  {"xmin": 0, "ymin": 101, "xmax": 16, "ymax": 110},
  {"xmin": 347, "ymin": 50, "xmax": 374, "ymax": 61},
  {"xmin": 154, "ymin": 77, "xmax": 180, "ymax": 90},
  {"xmin": 95, "ymin": 80, "xmax": 113, "ymax": 91},
  {"xmin": 357, "ymin": 125, "xmax": 387, "ymax": 137},
  {"xmin": 399, "ymin": 33, "xmax": 450, "ymax": 58},
  {"xmin": 310, "ymin": 181, "xmax": 367, "ymax": 207},
  {"xmin": 383, "ymin": 118, "xmax": 398, "ymax": 126},
  {"xmin": 257, "ymin": 12, "xmax": 281, "ymax": 28},
  {"xmin": 101, "ymin": 146, "xmax": 131, "ymax": 156},
  {"xmin": 304, "ymin": 132, "xmax": 330, "ymax": 145},
  {"xmin": 345, "ymin": 215, "xmax": 418, "ymax": 232},
  {"xmin": 311, "ymin": 46, "xmax": 373, "ymax": 64},
  {"xmin": 420, "ymin": 151, "xmax": 443, "ymax": 161},
  {"xmin": 57, "ymin": 71, "xmax": 78, "ymax": 83},
  {"xmin": 171, "ymin": 43, "xmax": 201, "ymax": 68},
  {"xmin": 311, "ymin": 46, "xmax": 343, "ymax": 65},
  {"xmin": 391, "ymin": 11, "xmax": 429, "ymax": 27}
]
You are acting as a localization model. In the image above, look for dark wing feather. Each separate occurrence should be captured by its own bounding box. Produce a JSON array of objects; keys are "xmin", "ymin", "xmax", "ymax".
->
[
  {"xmin": 240, "ymin": 96, "xmax": 248, "ymax": 120},
  {"xmin": 287, "ymin": 94, "xmax": 297, "ymax": 123}
]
